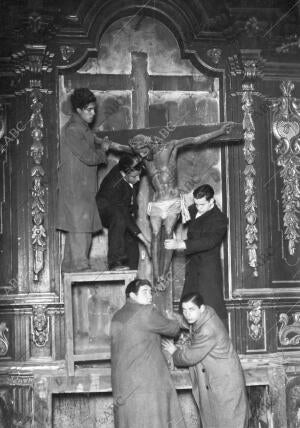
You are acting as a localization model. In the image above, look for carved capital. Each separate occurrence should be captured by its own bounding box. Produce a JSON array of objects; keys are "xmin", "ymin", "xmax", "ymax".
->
[
  {"xmin": 11, "ymin": 45, "xmax": 54, "ymax": 91},
  {"xmin": 31, "ymin": 305, "xmax": 49, "ymax": 347},
  {"xmin": 241, "ymin": 54, "xmax": 264, "ymax": 83},
  {"xmin": 271, "ymin": 81, "xmax": 300, "ymax": 256}
]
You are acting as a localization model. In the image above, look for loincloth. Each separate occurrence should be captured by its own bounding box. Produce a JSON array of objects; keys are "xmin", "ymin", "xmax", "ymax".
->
[{"xmin": 147, "ymin": 195, "xmax": 190, "ymax": 223}]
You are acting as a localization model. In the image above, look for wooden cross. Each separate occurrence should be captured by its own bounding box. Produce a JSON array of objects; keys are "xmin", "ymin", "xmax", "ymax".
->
[{"xmin": 71, "ymin": 51, "xmax": 243, "ymax": 308}]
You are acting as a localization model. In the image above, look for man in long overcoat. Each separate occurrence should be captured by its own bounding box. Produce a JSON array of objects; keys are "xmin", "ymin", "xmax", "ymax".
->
[
  {"xmin": 165, "ymin": 184, "xmax": 228, "ymax": 325},
  {"xmin": 110, "ymin": 279, "xmax": 186, "ymax": 428},
  {"xmin": 57, "ymin": 88, "xmax": 108, "ymax": 272},
  {"xmin": 163, "ymin": 293, "xmax": 249, "ymax": 428}
]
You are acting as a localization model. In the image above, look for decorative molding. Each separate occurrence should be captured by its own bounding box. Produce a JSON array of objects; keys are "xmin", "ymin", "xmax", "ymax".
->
[
  {"xmin": 242, "ymin": 61, "xmax": 259, "ymax": 277},
  {"xmin": 0, "ymin": 104, "xmax": 5, "ymax": 139},
  {"xmin": 0, "ymin": 375, "xmax": 33, "ymax": 386},
  {"xmin": 31, "ymin": 305, "xmax": 49, "ymax": 347},
  {"xmin": 0, "ymin": 321, "xmax": 8, "ymax": 356},
  {"xmin": 0, "ymin": 104, "xmax": 7, "ymax": 236},
  {"xmin": 30, "ymin": 88, "xmax": 47, "ymax": 281},
  {"xmin": 271, "ymin": 81, "xmax": 300, "ymax": 256},
  {"xmin": 233, "ymin": 287, "xmax": 300, "ymax": 297},
  {"xmin": 0, "ymin": 292, "xmax": 60, "ymax": 304},
  {"xmin": 247, "ymin": 300, "xmax": 263, "ymax": 341},
  {"xmin": 278, "ymin": 312, "xmax": 300, "ymax": 346},
  {"xmin": 275, "ymin": 35, "xmax": 300, "ymax": 54},
  {"xmin": 206, "ymin": 48, "xmax": 222, "ymax": 65}
]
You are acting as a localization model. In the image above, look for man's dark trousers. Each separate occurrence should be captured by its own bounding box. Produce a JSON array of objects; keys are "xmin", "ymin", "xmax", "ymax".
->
[{"xmin": 97, "ymin": 202, "xmax": 139, "ymax": 269}]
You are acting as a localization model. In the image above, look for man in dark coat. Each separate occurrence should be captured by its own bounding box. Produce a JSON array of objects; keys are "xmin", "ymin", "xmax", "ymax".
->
[
  {"xmin": 164, "ymin": 184, "xmax": 228, "ymax": 325},
  {"xmin": 57, "ymin": 88, "xmax": 108, "ymax": 272},
  {"xmin": 96, "ymin": 155, "xmax": 150, "ymax": 270},
  {"xmin": 163, "ymin": 293, "xmax": 248, "ymax": 428},
  {"xmin": 111, "ymin": 279, "xmax": 186, "ymax": 428}
]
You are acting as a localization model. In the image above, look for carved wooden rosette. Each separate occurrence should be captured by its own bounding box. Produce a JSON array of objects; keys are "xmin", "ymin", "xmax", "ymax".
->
[
  {"xmin": 206, "ymin": 48, "xmax": 222, "ymax": 65},
  {"xmin": 271, "ymin": 81, "xmax": 300, "ymax": 256},
  {"xmin": 60, "ymin": 45, "xmax": 76, "ymax": 62},
  {"xmin": 30, "ymin": 89, "xmax": 47, "ymax": 281},
  {"xmin": 242, "ymin": 61, "xmax": 259, "ymax": 276}
]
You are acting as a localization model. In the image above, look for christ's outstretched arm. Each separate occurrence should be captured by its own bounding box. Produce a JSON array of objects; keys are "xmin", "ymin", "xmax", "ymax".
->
[{"xmin": 173, "ymin": 122, "xmax": 234, "ymax": 149}]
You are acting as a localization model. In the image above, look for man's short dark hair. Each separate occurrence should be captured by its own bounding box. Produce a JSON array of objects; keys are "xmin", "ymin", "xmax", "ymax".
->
[
  {"xmin": 70, "ymin": 88, "xmax": 96, "ymax": 111},
  {"xmin": 125, "ymin": 279, "xmax": 152, "ymax": 298},
  {"xmin": 180, "ymin": 293, "xmax": 204, "ymax": 311},
  {"xmin": 193, "ymin": 184, "xmax": 214, "ymax": 201},
  {"xmin": 119, "ymin": 155, "xmax": 142, "ymax": 174}
]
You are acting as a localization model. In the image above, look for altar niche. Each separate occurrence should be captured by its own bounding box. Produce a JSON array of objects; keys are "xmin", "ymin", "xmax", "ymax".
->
[{"xmin": 59, "ymin": 16, "xmax": 226, "ymax": 310}]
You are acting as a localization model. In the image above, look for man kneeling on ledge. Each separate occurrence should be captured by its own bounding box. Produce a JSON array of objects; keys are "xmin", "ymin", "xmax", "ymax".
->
[{"xmin": 96, "ymin": 155, "xmax": 150, "ymax": 271}]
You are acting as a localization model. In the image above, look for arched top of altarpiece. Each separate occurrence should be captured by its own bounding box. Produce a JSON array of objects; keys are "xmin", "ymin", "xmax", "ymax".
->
[{"xmin": 58, "ymin": 0, "xmax": 227, "ymax": 77}]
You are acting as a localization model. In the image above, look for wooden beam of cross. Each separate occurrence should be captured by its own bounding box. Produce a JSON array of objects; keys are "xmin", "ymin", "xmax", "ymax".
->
[{"xmin": 95, "ymin": 122, "xmax": 243, "ymax": 146}]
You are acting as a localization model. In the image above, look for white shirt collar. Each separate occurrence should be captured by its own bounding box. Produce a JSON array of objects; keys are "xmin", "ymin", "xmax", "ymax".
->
[{"xmin": 121, "ymin": 170, "xmax": 133, "ymax": 188}]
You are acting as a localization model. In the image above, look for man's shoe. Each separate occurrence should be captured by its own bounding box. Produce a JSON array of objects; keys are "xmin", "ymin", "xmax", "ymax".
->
[{"xmin": 109, "ymin": 262, "xmax": 130, "ymax": 271}]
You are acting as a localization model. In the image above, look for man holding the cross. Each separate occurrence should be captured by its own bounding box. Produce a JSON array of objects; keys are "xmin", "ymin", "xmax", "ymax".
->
[{"xmin": 128, "ymin": 122, "xmax": 234, "ymax": 290}]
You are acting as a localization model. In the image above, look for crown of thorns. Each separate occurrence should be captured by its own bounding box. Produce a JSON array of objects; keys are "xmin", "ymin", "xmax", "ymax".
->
[{"xmin": 129, "ymin": 134, "xmax": 164, "ymax": 151}]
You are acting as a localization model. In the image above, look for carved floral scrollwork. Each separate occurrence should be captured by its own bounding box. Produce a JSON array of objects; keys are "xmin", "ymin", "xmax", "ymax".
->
[
  {"xmin": 278, "ymin": 312, "xmax": 300, "ymax": 346},
  {"xmin": 30, "ymin": 89, "xmax": 46, "ymax": 281},
  {"xmin": 247, "ymin": 300, "xmax": 263, "ymax": 341},
  {"xmin": 0, "ymin": 321, "xmax": 9, "ymax": 356},
  {"xmin": 271, "ymin": 81, "xmax": 300, "ymax": 256},
  {"xmin": 242, "ymin": 75, "xmax": 258, "ymax": 276},
  {"xmin": 31, "ymin": 305, "xmax": 49, "ymax": 347}
]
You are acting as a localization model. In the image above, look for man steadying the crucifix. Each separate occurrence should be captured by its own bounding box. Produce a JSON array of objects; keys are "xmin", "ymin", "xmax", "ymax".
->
[{"xmin": 128, "ymin": 122, "xmax": 234, "ymax": 290}]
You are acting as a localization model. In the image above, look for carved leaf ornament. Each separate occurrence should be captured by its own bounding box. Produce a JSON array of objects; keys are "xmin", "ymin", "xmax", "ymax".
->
[{"xmin": 271, "ymin": 81, "xmax": 300, "ymax": 256}]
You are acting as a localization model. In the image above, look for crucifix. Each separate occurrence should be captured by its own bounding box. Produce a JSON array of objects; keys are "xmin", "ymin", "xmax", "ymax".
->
[
  {"xmin": 97, "ymin": 121, "xmax": 242, "ymax": 292},
  {"xmin": 72, "ymin": 51, "xmax": 243, "ymax": 298}
]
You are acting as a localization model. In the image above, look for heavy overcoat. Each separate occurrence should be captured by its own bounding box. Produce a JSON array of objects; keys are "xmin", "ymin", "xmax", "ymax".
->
[
  {"xmin": 173, "ymin": 306, "xmax": 249, "ymax": 428},
  {"xmin": 182, "ymin": 204, "xmax": 228, "ymax": 320},
  {"xmin": 96, "ymin": 164, "xmax": 140, "ymax": 236},
  {"xmin": 56, "ymin": 113, "xmax": 107, "ymax": 232},
  {"xmin": 111, "ymin": 300, "xmax": 186, "ymax": 428}
]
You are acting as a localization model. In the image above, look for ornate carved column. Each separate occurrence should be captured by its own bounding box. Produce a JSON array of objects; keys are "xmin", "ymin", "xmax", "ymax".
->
[
  {"xmin": 12, "ymin": 45, "xmax": 54, "ymax": 282},
  {"xmin": 241, "ymin": 57, "xmax": 261, "ymax": 277},
  {"xmin": 270, "ymin": 81, "xmax": 300, "ymax": 257}
]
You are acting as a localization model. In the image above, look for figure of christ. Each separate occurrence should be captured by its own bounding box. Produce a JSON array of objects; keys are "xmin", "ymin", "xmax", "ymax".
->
[{"xmin": 128, "ymin": 122, "xmax": 234, "ymax": 291}]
